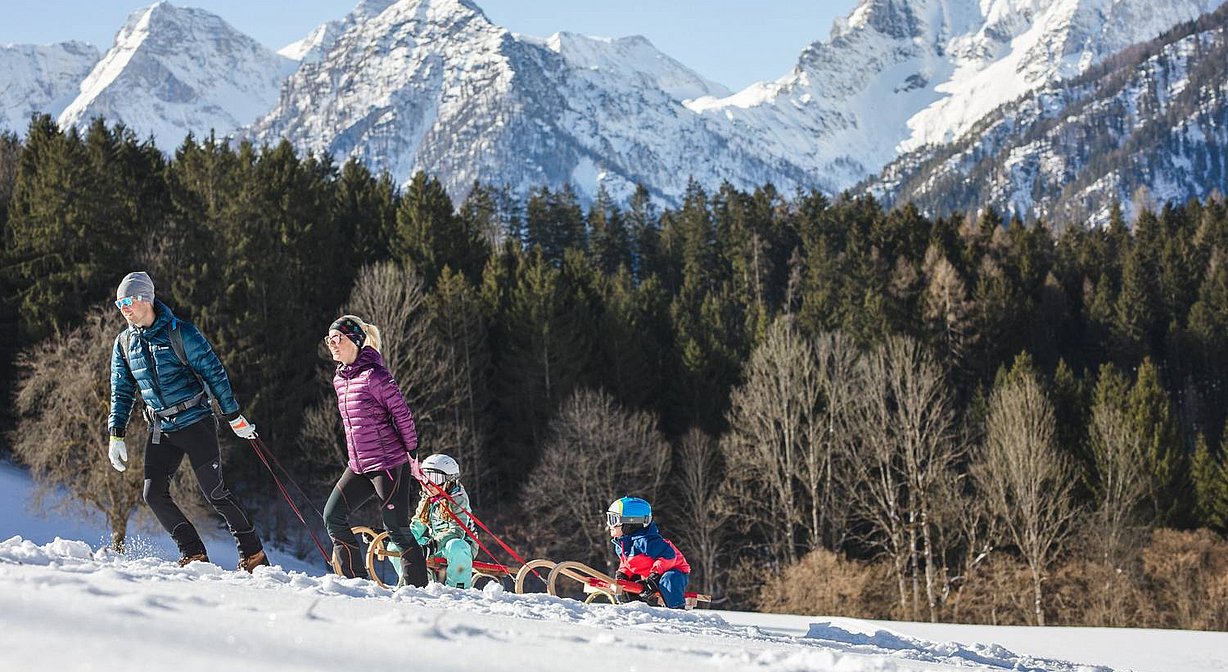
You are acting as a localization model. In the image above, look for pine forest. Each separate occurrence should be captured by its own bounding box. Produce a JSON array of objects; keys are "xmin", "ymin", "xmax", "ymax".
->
[{"xmin": 2, "ymin": 116, "xmax": 1228, "ymax": 628}]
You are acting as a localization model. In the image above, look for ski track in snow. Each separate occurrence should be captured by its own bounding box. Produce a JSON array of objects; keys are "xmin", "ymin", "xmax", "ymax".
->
[{"xmin": 0, "ymin": 536, "xmax": 1112, "ymax": 672}]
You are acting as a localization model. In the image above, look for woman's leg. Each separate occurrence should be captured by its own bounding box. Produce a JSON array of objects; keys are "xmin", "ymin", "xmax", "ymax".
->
[
  {"xmin": 323, "ymin": 467, "xmax": 374, "ymax": 578},
  {"xmin": 371, "ymin": 465, "xmax": 427, "ymax": 587}
]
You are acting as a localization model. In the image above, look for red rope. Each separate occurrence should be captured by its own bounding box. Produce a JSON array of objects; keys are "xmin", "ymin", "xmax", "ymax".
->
[
  {"xmin": 247, "ymin": 438, "xmax": 332, "ymax": 566},
  {"xmin": 417, "ymin": 476, "xmax": 547, "ymax": 584}
]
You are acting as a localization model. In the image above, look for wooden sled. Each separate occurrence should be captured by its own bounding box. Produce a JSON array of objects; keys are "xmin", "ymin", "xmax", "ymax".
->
[
  {"xmin": 334, "ymin": 529, "xmax": 709, "ymax": 609},
  {"xmin": 340, "ymin": 526, "xmax": 513, "ymax": 589},
  {"xmin": 531, "ymin": 559, "xmax": 711, "ymax": 610}
]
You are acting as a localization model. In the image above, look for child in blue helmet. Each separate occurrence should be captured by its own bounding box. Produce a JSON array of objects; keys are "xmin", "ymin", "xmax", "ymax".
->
[{"xmin": 607, "ymin": 496, "xmax": 691, "ymax": 608}]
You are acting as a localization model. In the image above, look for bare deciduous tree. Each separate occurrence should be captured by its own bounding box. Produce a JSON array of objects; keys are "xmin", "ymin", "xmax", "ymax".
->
[
  {"xmin": 675, "ymin": 427, "xmax": 729, "ymax": 597},
  {"xmin": 345, "ymin": 262, "xmax": 479, "ymax": 471},
  {"xmin": 840, "ymin": 335, "xmax": 961, "ymax": 622},
  {"xmin": 810, "ymin": 330, "xmax": 858, "ymax": 550},
  {"xmin": 12, "ymin": 308, "xmax": 144, "ymax": 549},
  {"xmin": 520, "ymin": 388, "xmax": 671, "ymax": 571},
  {"xmin": 922, "ymin": 245, "xmax": 975, "ymax": 369},
  {"xmin": 1089, "ymin": 401, "xmax": 1150, "ymax": 564},
  {"xmin": 978, "ymin": 369, "xmax": 1078, "ymax": 626},
  {"xmin": 722, "ymin": 316, "xmax": 822, "ymax": 565}
]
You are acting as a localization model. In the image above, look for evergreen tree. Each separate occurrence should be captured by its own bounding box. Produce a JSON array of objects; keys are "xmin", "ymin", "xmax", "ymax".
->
[
  {"xmin": 0, "ymin": 132, "xmax": 23, "ymax": 431},
  {"xmin": 490, "ymin": 248, "xmax": 588, "ymax": 489},
  {"xmin": 335, "ymin": 158, "xmax": 395, "ymax": 267},
  {"xmin": 1191, "ymin": 432, "xmax": 1228, "ymax": 530},
  {"xmin": 1113, "ymin": 240, "xmax": 1160, "ymax": 364},
  {"xmin": 5, "ymin": 116, "xmax": 149, "ymax": 340},
  {"xmin": 393, "ymin": 171, "xmax": 487, "ymax": 285},
  {"xmin": 586, "ymin": 186, "xmax": 632, "ymax": 275},
  {"xmin": 625, "ymin": 184, "xmax": 661, "ymax": 282},
  {"xmin": 1128, "ymin": 358, "xmax": 1189, "ymax": 525},
  {"xmin": 430, "ymin": 267, "xmax": 492, "ymax": 501},
  {"xmin": 458, "ymin": 182, "xmax": 504, "ymax": 255},
  {"xmin": 524, "ymin": 183, "xmax": 584, "ymax": 265},
  {"xmin": 1052, "ymin": 359, "xmax": 1093, "ymax": 496}
]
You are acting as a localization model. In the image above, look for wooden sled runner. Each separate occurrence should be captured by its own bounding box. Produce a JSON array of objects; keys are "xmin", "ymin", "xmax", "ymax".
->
[
  {"xmin": 339, "ymin": 525, "xmax": 512, "ymax": 589},
  {"xmin": 336, "ymin": 527, "xmax": 710, "ymax": 609}
]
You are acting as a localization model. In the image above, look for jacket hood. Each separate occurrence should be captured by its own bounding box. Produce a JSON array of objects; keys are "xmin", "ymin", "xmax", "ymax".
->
[{"xmin": 337, "ymin": 346, "xmax": 384, "ymax": 379}]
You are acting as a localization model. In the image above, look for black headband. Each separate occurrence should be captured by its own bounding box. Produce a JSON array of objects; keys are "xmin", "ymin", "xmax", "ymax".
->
[{"xmin": 329, "ymin": 317, "xmax": 366, "ymax": 348}]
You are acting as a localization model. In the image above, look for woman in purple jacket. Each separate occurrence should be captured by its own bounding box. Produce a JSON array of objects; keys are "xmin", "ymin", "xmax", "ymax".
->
[{"xmin": 322, "ymin": 315, "xmax": 428, "ymax": 587}]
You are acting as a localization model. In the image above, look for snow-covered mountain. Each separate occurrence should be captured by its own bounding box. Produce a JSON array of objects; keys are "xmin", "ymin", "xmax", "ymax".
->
[
  {"xmin": 687, "ymin": 0, "xmax": 1228, "ymax": 193},
  {"xmin": 863, "ymin": 3, "xmax": 1228, "ymax": 225},
  {"xmin": 57, "ymin": 1, "xmax": 296, "ymax": 147},
  {"xmin": 250, "ymin": 0, "xmax": 791, "ymax": 203},
  {"xmin": 277, "ymin": 0, "xmax": 398, "ymax": 63},
  {"xmin": 0, "ymin": 42, "xmax": 99, "ymax": 135},
  {"xmin": 5, "ymin": 0, "xmax": 1227, "ymax": 209}
]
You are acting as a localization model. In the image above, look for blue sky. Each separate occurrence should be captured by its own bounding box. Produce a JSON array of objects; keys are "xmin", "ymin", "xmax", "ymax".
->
[{"xmin": 0, "ymin": 1, "xmax": 859, "ymax": 91}]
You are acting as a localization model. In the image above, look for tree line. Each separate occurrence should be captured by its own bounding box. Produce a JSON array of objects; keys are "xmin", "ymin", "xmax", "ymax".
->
[{"xmin": 2, "ymin": 116, "xmax": 1227, "ymax": 627}]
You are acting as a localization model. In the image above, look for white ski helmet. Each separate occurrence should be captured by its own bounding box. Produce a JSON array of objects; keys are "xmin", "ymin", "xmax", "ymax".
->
[{"xmin": 421, "ymin": 453, "xmax": 461, "ymax": 486}]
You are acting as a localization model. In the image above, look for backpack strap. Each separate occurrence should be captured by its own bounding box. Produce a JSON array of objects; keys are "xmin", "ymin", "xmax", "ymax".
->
[
  {"xmin": 168, "ymin": 318, "xmax": 222, "ymax": 418},
  {"xmin": 118, "ymin": 327, "xmax": 133, "ymax": 371}
]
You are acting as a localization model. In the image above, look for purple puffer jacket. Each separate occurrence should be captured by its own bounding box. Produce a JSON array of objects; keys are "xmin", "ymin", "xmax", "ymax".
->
[{"xmin": 333, "ymin": 347, "xmax": 418, "ymax": 474}]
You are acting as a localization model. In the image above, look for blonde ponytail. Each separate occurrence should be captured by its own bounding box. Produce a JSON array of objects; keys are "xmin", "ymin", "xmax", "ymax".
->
[{"xmin": 363, "ymin": 322, "xmax": 383, "ymax": 353}]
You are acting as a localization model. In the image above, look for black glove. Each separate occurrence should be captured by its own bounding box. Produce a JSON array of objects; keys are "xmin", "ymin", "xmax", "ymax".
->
[
  {"xmin": 615, "ymin": 571, "xmax": 630, "ymax": 582},
  {"xmin": 638, "ymin": 572, "xmax": 661, "ymax": 596}
]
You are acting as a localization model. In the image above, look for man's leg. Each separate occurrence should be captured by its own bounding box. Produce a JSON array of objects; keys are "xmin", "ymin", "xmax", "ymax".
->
[
  {"xmin": 323, "ymin": 467, "xmax": 374, "ymax": 578},
  {"xmin": 656, "ymin": 569, "xmax": 689, "ymax": 609},
  {"xmin": 372, "ymin": 465, "xmax": 427, "ymax": 588},
  {"xmin": 143, "ymin": 430, "xmax": 206, "ymax": 559},
  {"xmin": 177, "ymin": 420, "xmax": 262, "ymax": 558}
]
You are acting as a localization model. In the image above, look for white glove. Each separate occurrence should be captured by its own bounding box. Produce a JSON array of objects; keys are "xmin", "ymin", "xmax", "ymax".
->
[
  {"xmin": 108, "ymin": 437, "xmax": 128, "ymax": 472},
  {"xmin": 228, "ymin": 415, "xmax": 258, "ymax": 439}
]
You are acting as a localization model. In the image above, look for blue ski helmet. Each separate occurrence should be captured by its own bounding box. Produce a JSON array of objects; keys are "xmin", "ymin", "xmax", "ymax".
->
[{"xmin": 606, "ymin": 497, "xmax": 652, "ymax": 529}]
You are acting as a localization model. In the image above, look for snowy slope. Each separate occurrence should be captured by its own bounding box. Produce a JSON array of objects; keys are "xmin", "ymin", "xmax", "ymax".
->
[
  {"xmin": 0, "ymin": 460, "xmax": 313, "ymax": 573},
  {"xmin": 3, "ymin": 461, "xmax": 1227, "ymax": 672},
  {"xmin": 0, "ymin": 41, "xmax": 99, "ymax": 135},
  {"xmin": 57, "ymin": 1, "xmax": 296, "ymax": 148},
  {"xmin": 687, "ymin": 0, "xmax": 1228, "ymax": 192},
  {"xmin": 9, "ymin": 536, "xmax": 1228, "ymax": 672}
]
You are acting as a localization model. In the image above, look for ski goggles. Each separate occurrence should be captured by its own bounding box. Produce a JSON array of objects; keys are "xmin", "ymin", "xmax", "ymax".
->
[
  {"xmin": 605, "ymin": 511, "xmax": 650, "ymax": 528},
  {"xmin": 422, "ymin": 469, "xmax": 450, "ymax": 486},
  {"xmin": 114, "ymin": 295, "xmax": 150, "ymax": 309}
]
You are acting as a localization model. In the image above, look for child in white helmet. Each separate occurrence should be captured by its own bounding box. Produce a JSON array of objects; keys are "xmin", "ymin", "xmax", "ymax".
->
[{"xmin": 408, "ymin": 453, "xmax": 478, "ymax": 588}]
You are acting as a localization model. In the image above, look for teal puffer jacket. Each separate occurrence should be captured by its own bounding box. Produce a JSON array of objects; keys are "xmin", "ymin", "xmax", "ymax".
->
[{"xmin": 109, "ymin": 302, "xmax": 239, "ymax": 436}]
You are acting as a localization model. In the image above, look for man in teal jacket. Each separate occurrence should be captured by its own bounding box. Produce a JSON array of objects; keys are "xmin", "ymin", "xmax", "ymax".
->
[{"xmin": 108, "ymin": 271, "xmax": 269, "ymax": 572}]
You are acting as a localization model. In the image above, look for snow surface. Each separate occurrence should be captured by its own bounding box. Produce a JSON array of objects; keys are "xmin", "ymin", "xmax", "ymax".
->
[{"xmin": 3, "ymin": 459, "xmax": 1226, "ymax": 672}]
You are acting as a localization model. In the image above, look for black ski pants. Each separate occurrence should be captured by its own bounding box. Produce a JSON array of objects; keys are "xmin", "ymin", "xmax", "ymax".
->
[
  {"xmin": 142, "ymin": 417, "xmax": 262, "ymax": 557},
  {"xmin": 323, "ymin": 463, "xmax": 426, "ymax": 586}
]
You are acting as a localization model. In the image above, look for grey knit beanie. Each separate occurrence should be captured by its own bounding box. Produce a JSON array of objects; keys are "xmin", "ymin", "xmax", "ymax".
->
[{"xmin": 116, "ymin": 271, "xmax": 155, "ymax": 302}]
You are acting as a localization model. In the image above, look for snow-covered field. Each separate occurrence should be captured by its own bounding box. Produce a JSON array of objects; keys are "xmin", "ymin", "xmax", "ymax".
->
[{"xmin": 2, "ymin": 460, "xmax": 1224, "ymax": 672}]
